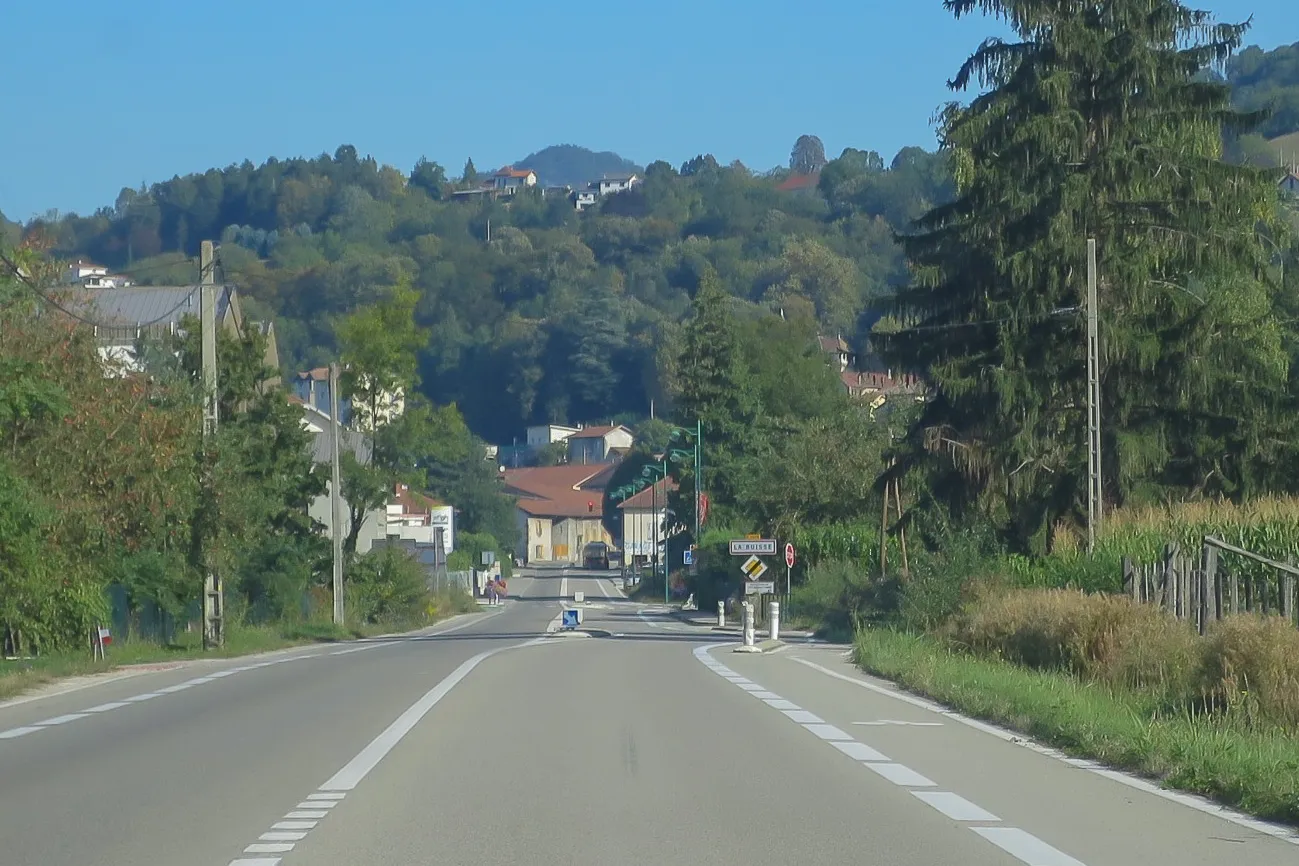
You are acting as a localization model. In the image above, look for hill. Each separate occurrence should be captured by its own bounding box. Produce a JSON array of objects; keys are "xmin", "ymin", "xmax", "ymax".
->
[
  {"xmin": 514, "ymin": 144, "xmax": 642, "ymax": 188},
  {"xmin": 1228, "ymin": 42, "xmax": 1299, "ymax": 141}
]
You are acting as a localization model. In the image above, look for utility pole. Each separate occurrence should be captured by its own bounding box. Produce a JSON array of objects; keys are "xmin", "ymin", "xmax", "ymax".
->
[
  {"xmin": 329, "ymin": 362, "xmax": 345, "ymax": 625},
  {"xmin": 199, "ymin": 240, "xmax": 223, "ymax": 649},
  {"xmin": 1086, "ymin": 239, "xmax": 1103, "ymax": 553}
]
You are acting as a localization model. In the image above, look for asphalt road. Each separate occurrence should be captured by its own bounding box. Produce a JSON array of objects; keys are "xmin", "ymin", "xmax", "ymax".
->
[{"xmin": 1, "ymin": 568, "xmax": 1297, "ymax": 865}]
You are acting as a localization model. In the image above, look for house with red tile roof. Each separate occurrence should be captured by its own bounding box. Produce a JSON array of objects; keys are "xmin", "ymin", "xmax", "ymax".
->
[
  {"xmin": 566, "ymin": 424, "xmax": 634, "ymax": 464},
  {"xmin": 776, "ymin": 172, "xmax": 820, "ymax": 193},
  {"xmin": 502, "ymin": 465, "xmax": 612, "ymax": 564}
]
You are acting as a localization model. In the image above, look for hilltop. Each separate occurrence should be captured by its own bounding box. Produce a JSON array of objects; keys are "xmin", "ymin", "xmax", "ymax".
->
[{"xmin": 513, "ymin": 144, "xmax": 643, "ymax": 188}]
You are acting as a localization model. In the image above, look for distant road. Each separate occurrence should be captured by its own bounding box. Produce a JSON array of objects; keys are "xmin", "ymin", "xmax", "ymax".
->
[{"xmin": 1, "ymin": 568, "xmax": 1294, "ymax": 865}]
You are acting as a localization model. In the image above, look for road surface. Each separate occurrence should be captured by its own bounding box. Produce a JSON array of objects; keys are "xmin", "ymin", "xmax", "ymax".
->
[{"xmin": 1, "ymin": 567, "xmax": 1296, "ymax": 865}]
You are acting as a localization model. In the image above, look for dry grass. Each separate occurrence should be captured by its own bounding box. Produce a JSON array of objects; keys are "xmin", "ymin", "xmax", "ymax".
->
[
  {"xmin": 1200, "ymin": 614, "xmax": 1299, "ymax": 729},
  {"xmin": 947, "ymin": 586, "xmax": 1299, "ymax": 731},
  {"xmin": 946, "ymin": 588, "xmax": 1201, "ymax": 705}
]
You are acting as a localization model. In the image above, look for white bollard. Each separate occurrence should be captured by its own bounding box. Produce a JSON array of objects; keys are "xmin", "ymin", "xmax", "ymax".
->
[
  {"xmin": 742, "ymin": 601, "xmax": 755, "ymax": 647},
  {"xmin": 769, "ymin": 601, "xmax": 780, "ymax": 642},
  {"xmin": 717, "ymin": 601, "xmax": 726, "ymax": 628}
]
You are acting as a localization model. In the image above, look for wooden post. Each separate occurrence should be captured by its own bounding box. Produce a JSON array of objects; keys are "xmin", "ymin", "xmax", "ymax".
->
[
  {"xmin": 894, "ymin": 479, "xmax": 909, "ymax": 576},
  {"xmin": 1123, "ymin": 557, "xmax": 1135, "ymax": 600},
  {"xmin": 1163, "ymin": 543, "xmax": 1179, "ymax": 616},
  {"xmin": 1199, "ymin": 542, "xmax": 1216, "ymax": 636},
  {"xmin": 879, "ymin": 468, "xmax": 891, "ymax": 579},
  {"xmin": 1229, "ymin": 573, "xmax": 1239, "ymax": 616},
  {"xmin": 1283, "ymin": 571, "xmax": 1295, "ymax": 625}
]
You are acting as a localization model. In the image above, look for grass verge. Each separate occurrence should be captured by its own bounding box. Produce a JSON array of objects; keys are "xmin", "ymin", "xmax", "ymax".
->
[
  {"xmin": 854, "ymin": 626, "xmax": 1299, "ymax": 827},
  {"xmin": 0, "ymin": 591, "xmax": 479, "ymax": 704}
]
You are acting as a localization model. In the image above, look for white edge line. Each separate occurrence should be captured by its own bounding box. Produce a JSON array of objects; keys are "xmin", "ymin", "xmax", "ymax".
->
[
  {"xmin": 972, "ymin": 826, "xmax": 1085, "ymax": 866},
  {"xmin": 788, "ymin": 655, "xmax": 1299, "ymax": 845}
]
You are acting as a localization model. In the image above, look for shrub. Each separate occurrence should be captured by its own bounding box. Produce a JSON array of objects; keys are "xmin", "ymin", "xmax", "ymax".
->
[
  {"xmin": 346, "ymin": 547, "xmax": 428, "ymax": 625},
  {"xmin": 791, "ymin": 558, "xmax": 880, "ymax": 637},
  {"xmin": 947, "ymin": 588, "xmax": 1201, "ymax": 706},
  {"xmin": 1200, "ymin": 614, "xmax": 1299, "ymax": 728}
]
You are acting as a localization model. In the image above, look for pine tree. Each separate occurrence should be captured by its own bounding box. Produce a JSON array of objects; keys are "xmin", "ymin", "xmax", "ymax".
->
[
  {"xmin": 880, "ymin": 0, "xmax": 1291, "ymax": 551},
  {"xmin": 673, "ymin": 267, "xmax": 761, "ymax": 523}
]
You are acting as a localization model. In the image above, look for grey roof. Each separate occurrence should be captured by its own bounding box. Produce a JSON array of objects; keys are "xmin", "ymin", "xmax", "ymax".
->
[
  {"xmin": 68, "ymin": 285, "xmax": 234, "ymax": 328},
  {"xmin": 303, "ymin": 406, "xmax": 372, "ymax": 465}
]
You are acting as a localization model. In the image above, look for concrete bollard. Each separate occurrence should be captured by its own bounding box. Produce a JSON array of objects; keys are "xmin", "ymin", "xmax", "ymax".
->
[
  {"xmin": 769, "ymin": 601, "xmax": 780, "ymax": 641},
  {"xmin": 717, "ymin": 601, "xmax": 726, "ymax": 628},
  {"xmin": 742, "ymin": 601, "xmax": 755, "ymax": 647}
]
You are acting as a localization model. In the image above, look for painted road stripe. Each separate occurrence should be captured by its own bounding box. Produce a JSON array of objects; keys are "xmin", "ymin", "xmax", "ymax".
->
[
  {"xmin": 782, "ymin": 710, "xmax": 824, "ymax": 724},
  {"xmin": 124, "ymin": 692, "xmax": 160, "ymax": 702},
  {"xmin": 297, "ymin": 800, "xmax": 337, "ymax": 810},
  {"xmin": 229, "ymin": 859, "xmax": 281, "ymax": 866},
  {"xmin": 39, "ymin": 713, "xmax": 89, "ymax": 726},
  {"xmin": 245, "ymin": 843, "xmax": 295, "ymax": 854},
  {"xmin": 802, "ymin": 723, "xmax": 853, "ymax": 741},
  {"xmin": 736, "ymin": 683, "xmax": 765, "ymax": 692},
  {"xmin": 321, "ymin": 641, "xmax": 542, "ymax": 791},
  {"xmin": 913, "ymin": 791, "xmax": 1001, "ymax": 822},
  {"xmin": 259, "ymin": 832, "xmax": 308, "ymax": 841},
  {"xmin": 763, "ymin": 699, "xmax": 801, "ymax": 711},
  {"xmin": 0, "ymin": 726, "xmax": 41, "ymax": 739},
  {"xmin": 863, "ymin": 762, "xmax": 937, "ymax": 787},
  {"xmin": 271, "ymin": 820, "xmax": 317, "ymax": 830},
  {"xmin": 285, "ymin": 810, "xmax": 330, "ymax": 819},
  {"xmin": 831, "ymin": 741, "xmax": 890, "ymax": 762},
  {"xmin": 156, "ymin": 684, "xmax": 192, "ymax": 694},
  {"xmin": 972, "ymin": 827, "xmax": 1086, "ymax": 866},
  {"xmin": 307, "ymin": 792, "xmax": 346, "ymax": 801},
  {"xmin": 85, "ymin": 701, "xmax": 130, "ymax": 712},
  {"xmin": 751, "ymin": 690, "xmax": 783, "ymax": 700}
]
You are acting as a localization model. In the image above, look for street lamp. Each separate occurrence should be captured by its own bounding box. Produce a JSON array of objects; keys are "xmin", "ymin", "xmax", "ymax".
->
[
  {"xmin": 667, "ymin": 420, "xmax": 703, "ymax": 551},
  {"xmin": 641, "ymin": 460, "xmax": 670, "ymax": 605}
]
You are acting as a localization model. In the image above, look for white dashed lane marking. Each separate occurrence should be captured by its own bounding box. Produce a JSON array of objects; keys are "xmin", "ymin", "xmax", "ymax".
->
[{"xmin": 693, "ymin": 643, "xmax": 1089, "ymax": 866}]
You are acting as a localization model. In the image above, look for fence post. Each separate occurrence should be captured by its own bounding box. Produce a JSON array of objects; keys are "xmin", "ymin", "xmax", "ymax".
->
[
  {"xmin": 1283, "ymin": 569, "xmax": 1295, "ymax": 625},
  {"xmin": 1229, "ymin": 572, "xmax": 1239, "ymax": 616},
  {"xmin": 1163, "ymin": 543, "xmax": 1179, "ymax": 617},
  {"xmin": 1123, "ymin": 557, "xmax": 1136, "ymax": 601},
  {"xmin": 1200, "ymin": 542, "xmax": 1217, "ymax": 636}
]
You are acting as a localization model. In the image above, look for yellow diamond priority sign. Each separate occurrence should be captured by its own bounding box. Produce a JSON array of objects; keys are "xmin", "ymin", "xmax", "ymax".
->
[{"xmin": 740, "ymin": 554, "xmax": 769, "ymax": 581}]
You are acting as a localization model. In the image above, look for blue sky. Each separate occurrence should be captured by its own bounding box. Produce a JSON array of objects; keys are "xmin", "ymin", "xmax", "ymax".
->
[{"xmin": 2, "ymin": 0, "xmax": 1294, "ymax": 220}]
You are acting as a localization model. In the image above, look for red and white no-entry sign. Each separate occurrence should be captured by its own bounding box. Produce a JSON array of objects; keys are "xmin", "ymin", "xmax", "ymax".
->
[{"xmin": 784, "ymin": 543, "xmax": 796, "ymax": 569}]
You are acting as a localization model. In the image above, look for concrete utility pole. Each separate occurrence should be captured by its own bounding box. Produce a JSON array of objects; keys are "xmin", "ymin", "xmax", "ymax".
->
[
  {"xmin": 1085, "ymin": 239, "xmax": 1103, "ymax": 553},
  {"xmin": 329, "ymin": 362, "xmax": 345, "ymax": 625},
  {"xmin": 199, "ymin": 240, "xmax": 224, "ymax": 649}
]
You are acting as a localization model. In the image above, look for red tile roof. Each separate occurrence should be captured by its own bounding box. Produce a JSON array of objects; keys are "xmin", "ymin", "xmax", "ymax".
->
[
  {"xmin": 392, "ymin": 483, "xmax": 445, "ymax": 516},
  {"xmin": 617, "ymin": 478, "xmax": 678, "ymax": 510},
  {"xmin": 502, "ymin": 465, "xmax": 607, "ymax": 497},
  {"xmin": 515, "ymin": 489, "xmax": 604, "ymax": 518},
  {"xmin": 297, "ymin": 367, "xmax": 329, "ymax": 381},
  {"xmin": 776, "ymin": 172, "xmax": 820, "ymax": 192},
  {"xmin": 567, "ymin": 424, "xmax": 630, "ymax": 440},
  {"xmin": 496, "ymin": 166, "xmax": 535, "ymax": 178}
]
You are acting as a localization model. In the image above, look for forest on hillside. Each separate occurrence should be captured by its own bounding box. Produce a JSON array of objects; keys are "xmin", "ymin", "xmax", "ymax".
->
[
  {"xmin": 9, "ymin": 39, "xmax": 1299, "ymax": 451},
  {"xmin": 19, "ymin": 140, "xmax": 950, "ymax": 444}
]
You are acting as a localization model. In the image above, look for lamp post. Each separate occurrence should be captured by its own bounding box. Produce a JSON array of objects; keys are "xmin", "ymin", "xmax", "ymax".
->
[
  {"xmin": 641, "ymin": 460, "xmax": 670, "ymax": 605},
  {"xmin": 667, "ymin": 420, "xmax": 704, "ymax": 550}
]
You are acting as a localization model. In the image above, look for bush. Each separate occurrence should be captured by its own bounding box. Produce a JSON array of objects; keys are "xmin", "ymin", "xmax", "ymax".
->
[
  {"xmin": 1200, "ymin": 614, "xmax": 1299, "ymax": 728},
  {"xmin": 946, "ymin": 588, "xmax": 1201, "ymax": 706},
  {"xmin": 346, "ymin": 547, "xmax": 428, "ymax": 625},
  {"xmin": 791, "ymin": 559, "xmax": 880, "ymax": 638}
]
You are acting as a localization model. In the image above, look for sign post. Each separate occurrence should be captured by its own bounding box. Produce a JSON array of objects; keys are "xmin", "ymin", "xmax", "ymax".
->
[{"xmin": 784, "ymin": 542, "xmax": 795, "ymax": 597}]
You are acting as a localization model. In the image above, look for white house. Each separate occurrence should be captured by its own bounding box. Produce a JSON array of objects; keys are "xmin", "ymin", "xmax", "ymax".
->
[
  {"xmin": 367, "ymin": 482, "xmax": 454, "ymax": 555},
  {"xmin": 566, "ymin": 425, "xmax": 635, "ymax": 465},
  {"xmin": 595, "ymin": 174, "xmax": 639, "ymax": 196},
  {"xmin": 526, "ymin": 423, "xmax": 581, "ymax": 450},
  {"xmin": 492, "ymin": 166, "xmax": 539, "ymax": 194},
  {"xmin": 617, "ymin": 478, "xmax": 677, "ymax": 567}
]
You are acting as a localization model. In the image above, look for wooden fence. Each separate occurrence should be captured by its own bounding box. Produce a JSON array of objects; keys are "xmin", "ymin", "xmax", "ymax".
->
[{"xmin": 1123, "ymin": 536, "xmax": 1299, "ymax": 635}]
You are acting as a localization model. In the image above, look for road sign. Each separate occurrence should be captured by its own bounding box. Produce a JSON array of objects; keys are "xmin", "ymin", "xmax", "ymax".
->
[
  {"xmin": 785, "ymin": 543, "xmax": 796, "ymax": 569},
  {"xmin": 740, "ymin": 555, "xmax": 768, "ymax": 581},
  {"xmin": 683, "ymin": 549, "xmax": 694, "ymax": 566},
  {"xmin": 561, "ymin": 609, "xmax": 582, "ymax": 629},
  {"xmin": 745, "ymin": 581, "xmax": 776, "ymax": 595},
  {"xmin": 730, "ymin": 538, "xmax": 776, "ymax": 556}
]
